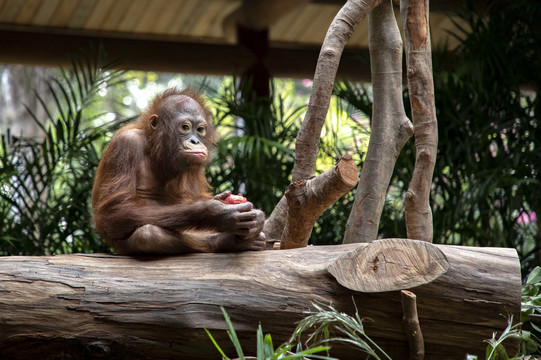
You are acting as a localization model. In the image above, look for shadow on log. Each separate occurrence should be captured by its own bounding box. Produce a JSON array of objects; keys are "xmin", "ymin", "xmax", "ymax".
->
[{"xmin": 0, "ymin": 239, "xmax": 520, "ymax": 359}]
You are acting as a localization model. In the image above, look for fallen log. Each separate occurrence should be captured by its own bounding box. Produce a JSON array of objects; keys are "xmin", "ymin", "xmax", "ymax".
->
[{"xmin": 0, "ymin": 239, "xmax": 520, "ymax": 359}]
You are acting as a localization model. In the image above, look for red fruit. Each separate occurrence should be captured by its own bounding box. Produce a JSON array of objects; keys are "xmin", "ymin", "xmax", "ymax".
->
[{"xmin": 224, "ymin": 194, "xmax": 247, "ymax": 204}]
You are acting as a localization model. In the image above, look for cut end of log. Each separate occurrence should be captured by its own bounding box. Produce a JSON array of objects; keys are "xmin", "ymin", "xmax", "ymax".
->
[
  {"xmin": 328, "ymin": 238, "xmax": 449, "ymax": 293},
  {"xmin": 335, "ymin": 155, "xmax": 359, "ymax": 187}
]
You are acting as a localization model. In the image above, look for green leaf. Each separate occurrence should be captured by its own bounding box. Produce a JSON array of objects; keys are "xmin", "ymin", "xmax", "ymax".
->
[
  {"xmin": 205, "ymin": 328, "xmax": 230, "ymax": 360},
  {"xmin": 221, "ymin": 307, "xmax": 245, "ymax": 360},
  {"xmin": 256, "ymin": 324, "xmax": 265, "ymax": 360},
  {"xmin": 526, "ymin": 267, "xmax": 541, "ymax": 285}
]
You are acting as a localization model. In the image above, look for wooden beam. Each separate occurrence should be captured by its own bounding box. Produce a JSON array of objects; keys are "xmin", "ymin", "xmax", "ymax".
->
[
  {"xmin": 0, "ymin": 28, "xmax": 371, "ymax": 80},
  {"xmin": 313, "ymin": 0, "xmax": 461, "ymax": 13},
  {"xmin": 0, "ymin": 28, "xmax": 252, "ymax": 75},
  {"xmin": 236, "ymin": 24, "xmax": 271, "ymax": 97}
]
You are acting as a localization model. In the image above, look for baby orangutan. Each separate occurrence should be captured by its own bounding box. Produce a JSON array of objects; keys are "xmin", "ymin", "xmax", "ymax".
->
[{"xmin": 92, "ymin": 88, "xmax": 265, "ymax": 255}]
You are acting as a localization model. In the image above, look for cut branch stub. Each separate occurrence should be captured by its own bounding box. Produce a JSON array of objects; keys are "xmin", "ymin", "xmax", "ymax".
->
[
  {"xmin": 328, "ymin": 238, "xmax": 449, "ymax": 292},
  {"xmin": 401, "ymin": 290, "xmax": 425, "ymax": 360},
  {"xmin": 280, "ymin": 155, "xmax": 358, "ymax": 249}
]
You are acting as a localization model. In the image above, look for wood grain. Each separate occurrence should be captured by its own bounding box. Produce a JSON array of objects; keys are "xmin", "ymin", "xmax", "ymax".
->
[{"xmin": 328, "ymin": 239, "xmax": 449, "ymax": 292}]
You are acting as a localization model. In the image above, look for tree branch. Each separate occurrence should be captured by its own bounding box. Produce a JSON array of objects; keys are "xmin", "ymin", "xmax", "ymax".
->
[
  {"xmin": 401, "ymin": 290, "xmax": 425, "ymax": 360},
  {"xmin": 401, "ymin": 0, "xmax": 438, "ymax": 242},
  {"xmin": 281, "ymin": 156, "xmax": 358, "ymax": 249},
  {"xmin": 264, "ymin": 0, "xmax": 382, "ymax": 240},
  {"xmin": 343, "ymin": 0, "xmax": 413, "ymax": 244},
  {"xmin": 292, "ymin": 0, "xmax": 382, "ymax": 183}
]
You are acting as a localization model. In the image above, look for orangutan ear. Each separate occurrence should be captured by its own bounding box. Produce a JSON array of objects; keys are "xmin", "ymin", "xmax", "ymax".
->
[{"xmin": 149, "ymin": 114, "xmax": 159, "ymax": 130}]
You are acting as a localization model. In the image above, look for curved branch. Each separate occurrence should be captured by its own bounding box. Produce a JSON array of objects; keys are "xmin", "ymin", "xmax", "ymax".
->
[
  {"xmin": 292, "ymin": 0, "xmax": 383, "ymax": 183},
  {"xmin": 265, "ymin": 0, "xmax": 382, "ymax": 240}
]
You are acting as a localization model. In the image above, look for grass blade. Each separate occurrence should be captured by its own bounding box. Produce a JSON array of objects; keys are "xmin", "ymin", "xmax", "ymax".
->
[
  {"xmin": 221, "ymin": 306, "xmax": 245, "ymax": 360},
  {"xmin": 205, "ymin": 328, "xmax": 230, "ymax": 360}
]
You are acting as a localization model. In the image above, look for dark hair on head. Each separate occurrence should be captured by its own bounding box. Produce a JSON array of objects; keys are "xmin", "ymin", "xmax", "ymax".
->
[{"xmin": 137, "ymin": 87, "xmax": 213, "ymax": 128}]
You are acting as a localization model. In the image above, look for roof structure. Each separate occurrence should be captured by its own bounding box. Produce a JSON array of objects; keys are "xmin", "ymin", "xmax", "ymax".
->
[{"xmin": 0, "ymin": 0, "xmax": 465, "ymax": 80}]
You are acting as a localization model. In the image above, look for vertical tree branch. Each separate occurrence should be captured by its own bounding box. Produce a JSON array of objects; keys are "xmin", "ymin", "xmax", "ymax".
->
[
  {"xmin": 401, "ymin": 290, "xmax": 425, "ymax": 360},
  {"xmin": 343, "ymin": 0, "xmax": 413, "ymax": 244},
  {"xmin": 401, "ymin": 0, "xmax": 438, "ymax": 242},
  {"xmin": 264, "ymin": 0, "xmax": 382, "ymax": 241}
]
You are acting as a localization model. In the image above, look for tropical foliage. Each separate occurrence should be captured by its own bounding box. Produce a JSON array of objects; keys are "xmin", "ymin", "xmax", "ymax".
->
[
  {"xmin": 205, "ymin": 306, "xmax": 332, "ymax": 360},
  {"xmin": 0, "ymin": 49, "xmax": 126, "ymax": 254},
  {"xmin": 0, "ymin": 0, "xmax": 539, "ymax": 357},
  {"xmin": 212, "ymin": 298, "xmax": 541, "ymax": 359},
  {"xmin": 206, "ymin": 79, "xmax": 305, "ymax": 215}
]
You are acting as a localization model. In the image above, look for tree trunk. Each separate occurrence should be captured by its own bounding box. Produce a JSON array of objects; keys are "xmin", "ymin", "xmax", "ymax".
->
[
  {"xmin": 401, "ymin": 0, "xmax": 438, "ymax": 242},
  {"xmin": 343, "ymin": 0, "xmax": 413, "ymax": 244},
  {"xmin": 0, "ymin": 240, "xmax": 520, "ymax": 360},
  {"xmin": 0, "ymin": 65, "xmax": 55, "ymax": 138}
]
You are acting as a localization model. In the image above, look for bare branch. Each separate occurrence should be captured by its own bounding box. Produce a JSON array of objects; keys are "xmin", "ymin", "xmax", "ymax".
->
[
  {"xmin": 292, "ymin": 0, "xmax": 383, "ymax": 183},
  {"xmin": 265, "ymin": 0, "xmax": 382, "ymax": 239},
  {"xmin": 401, "ymin": 290, "xmax": 425, "ymax": 360},
  {"xmin": 281, "ymin": 156, "xmax": 358, "ymax": 249},
  {"xmin": 401, "ymin": 0, "xmax": 438, "ymax": 242},
  {"xmin": 343, "ymin": 0, "xmax": 413, "ymax": 243}
]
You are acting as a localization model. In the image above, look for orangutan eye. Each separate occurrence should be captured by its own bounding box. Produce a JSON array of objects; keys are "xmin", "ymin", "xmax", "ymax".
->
[{"xmin": 180, "ymin": 122, "xmax": 191, "ymax": 133}]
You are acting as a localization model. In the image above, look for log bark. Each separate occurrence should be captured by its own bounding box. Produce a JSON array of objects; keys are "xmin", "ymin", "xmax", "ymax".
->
[
  {"xmin": 401, "ymin": 0, "xmax": 438, "ymax": 242},
  {"xmin": 0, "ymin": 240, "xmax": 520, "ymax": 360},
  {"xmin": 281, "ymin": 155, "xmax": 359, "ymax": 249},
  {"xmin": 343, "ymin": 0, "xmax": 413, "ymax": 244}
]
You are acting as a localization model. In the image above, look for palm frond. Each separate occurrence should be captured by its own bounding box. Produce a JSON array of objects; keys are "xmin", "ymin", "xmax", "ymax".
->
[{"xmin": 0, "ymin": 45, "xmax": 124, "ymax": 255}]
